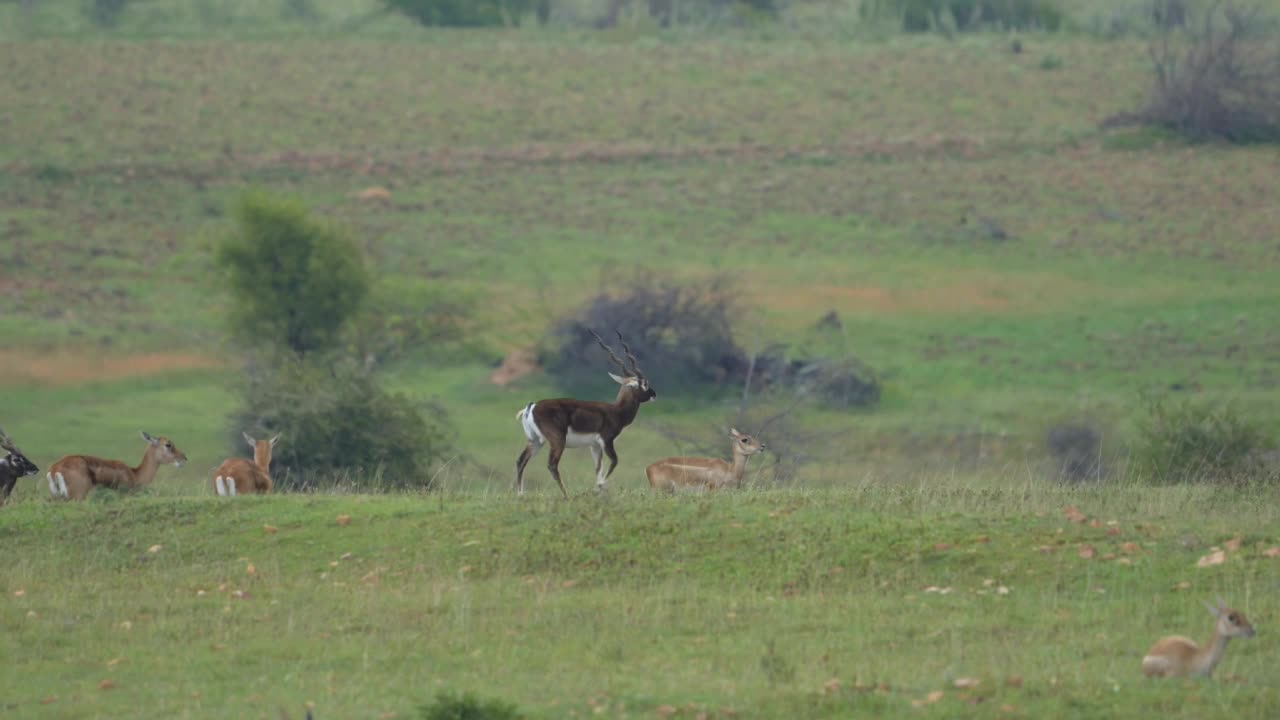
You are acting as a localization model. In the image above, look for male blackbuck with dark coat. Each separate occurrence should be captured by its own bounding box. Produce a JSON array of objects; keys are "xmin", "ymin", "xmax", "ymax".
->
[
  {"xmin": 213, "ymin": 432, "xmax": 280, "ymax": 496},
  {"xmin": 46, "ymin": 431, "xmax": 188, "ymax": 501},
  {"xmin": 0, "ymin": 426, "xmax": 39, "ymax": 504},
  {"xmin": 646, "ymin": 428, "xmax": 765, "ymax": 492},
  {"xmin": 515, "ymin": 331, "xmax": 656, "ymax": 498}
]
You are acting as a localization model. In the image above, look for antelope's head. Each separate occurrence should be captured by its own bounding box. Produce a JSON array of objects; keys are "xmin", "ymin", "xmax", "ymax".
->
[
  {"xmin": 243, "ymin": 431, "xmax": 281, "ymax": 466},
  {"xmin": 592, "ymin": 330, "xmax": 656, "ymax": 403},
  {"xmin": 1207, "ymin": 598, "xmax": 1256, "ymax": 639},
  {"xmin": 729, "ymin": 428, "xmax": 765, "ymax": 458},
  {"xmin": 141, "ymin": 431, "xmax": 188, "ymax": 468},
  {"xmin": 0, "ymin": 426, "xmax": 38, "ymax": 477}
]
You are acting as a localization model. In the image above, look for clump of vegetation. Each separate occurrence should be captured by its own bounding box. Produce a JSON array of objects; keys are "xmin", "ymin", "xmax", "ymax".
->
[
  {"xmin": 218, "ymin": 193, "xmax": 453, "ymax": 490},
  {"xmin": 595, "ymin": 0, "xmax": 779, "ymax": 28},
  {"xmin": 543, "ymin": 274, "xmax": 747, "ymax": 395},
  {"xmin": 229, "ymin": 354, "xmax": 452, "ymax": 491},
  {"xmin": 1046, "ymin": 421, "xmax": 1105, "ymax": 483},
  {"xmin": 1133, "ymin": 393, "xmax": 1267, "ymax": 483},
  {"xmin": 384, "ymin": 0, "xmax": 549, "ymax": 27},
  {"xmin": 419, "ymin": 692, "xmax": 523, "ymax": 720},
  {"xmin": 861, "ymin": 0, "xmax": 1063, "ymax": 32},
  {"xmin": 85, "ymin": 0, "xmax": 130, "ymax": 27},
  {"xmin": 1104, "ymin": 1, "xmax": 1280, "ymax": 143},
  {"xmin": 217, "ymin": 194, "xmax": 369, "ymax": 357}
]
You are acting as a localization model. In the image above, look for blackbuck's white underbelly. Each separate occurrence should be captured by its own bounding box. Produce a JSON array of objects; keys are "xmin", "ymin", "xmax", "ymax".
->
[{"xmin": 565, "ymin": 430, "xmax": 603, "ymax": 449}]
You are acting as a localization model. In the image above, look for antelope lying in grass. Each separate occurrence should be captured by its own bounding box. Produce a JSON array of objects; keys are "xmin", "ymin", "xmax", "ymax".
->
[
  {"xmin": 213, "ymin": 432, "xmax": 280, "ymax": 496},
  {"xmin": 46, "ymin": 431, "xmax": 187, "ymax": 501},
  {"xmin": 1142, "ymin": 598, "xmax": 1256, "ymax": 678},
  {"xmin": 0, "ymin": 426, "xmax": 39, "ymax": 504},
  {"xmin": 515, "ymin": 330, "xmax": 656, "ymax": 498},
  {"xmin": 647, "ymin": 428, "xmax": 765, "ymax": 492}
]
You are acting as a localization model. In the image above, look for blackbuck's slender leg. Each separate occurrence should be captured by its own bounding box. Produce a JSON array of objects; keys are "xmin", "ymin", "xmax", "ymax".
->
[{"xmin": 546, "ymin": 442, "xmax": 569, "ymax": 500}]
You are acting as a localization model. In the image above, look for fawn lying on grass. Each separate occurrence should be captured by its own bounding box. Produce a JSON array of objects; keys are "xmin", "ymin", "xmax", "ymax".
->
[{"xmin": 1142, "ymin": 598, "xmax": 1255, "ymax": 678}]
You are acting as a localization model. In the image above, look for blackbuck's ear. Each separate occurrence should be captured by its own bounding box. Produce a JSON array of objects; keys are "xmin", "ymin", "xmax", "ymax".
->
[
  {"xmin": 242, "ymin": 431, "xmax": 257, "ymax": 448},
  {"xmin": 608, "ymin": 372, "xmax": 627, "ymax": 385},
  {"xmin": 269, "ymin": 434, "xmax": 281, "ymax": 447},
  {"xmin": 141, "ymin": 431, "xmax": 157, "ymax": 444},
  {"xmin": 1205, "ymin": 600, "xmax": 1223, "ymax": 618},
  {"xmin": 730, "ymin": 428, "xmax": 741, "ymax": 438}
]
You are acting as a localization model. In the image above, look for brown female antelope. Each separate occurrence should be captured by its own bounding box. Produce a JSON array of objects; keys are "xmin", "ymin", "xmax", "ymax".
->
[
  {"xmin": 646, "ymin": 428, "xmax": 765, "ymax": 492},
  {"xmin": 1142, "ymin": 598, "xmax": 1256, "ymax": 678},
  {"xmin": 515, "ymin": 330, "xmax": 656, "ymax": 498},
  {"xmin": 0, "ymin": 426, "xmax": 39, "ymax": 504},
  {"xmin": 46, "ymin": 431, "xmax": 187, "ymax": 501},
  {"xmin": 213, "ymin": 432, "xmax": 280, "ymax": 496}
]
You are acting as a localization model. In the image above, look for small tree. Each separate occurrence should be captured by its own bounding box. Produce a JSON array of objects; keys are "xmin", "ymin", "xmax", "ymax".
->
[
  {"xmin": 218, "ymin": 193, "xmax": 453, "ymax": 491},
  {"xmin": 217, "ymin": 193, "xmax": 369, "ymax": 357}
]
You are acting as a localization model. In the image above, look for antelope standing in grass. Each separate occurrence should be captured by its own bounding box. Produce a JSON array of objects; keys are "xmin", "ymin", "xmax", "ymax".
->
[
  {"xmin": 46, "ymin": 432, "xmax": 187, "ymax": 501},
  {"xmin": 0, "ymin": 426, "xmax": 39, "ymax": 504},
  {"xmin": 647, "ymin": 428, "xmax": 765, "ymax": 492},
  {"xmin": 515, "ymin": 330, "xmax": 656, "ymax": 498},
  {"xmin": 1142, "ymin": 598, "xmax": 1256, "ymax": 678},
  {"xmin": 213, "ymin": 432, "xmax": 280, "ymax": 496}
]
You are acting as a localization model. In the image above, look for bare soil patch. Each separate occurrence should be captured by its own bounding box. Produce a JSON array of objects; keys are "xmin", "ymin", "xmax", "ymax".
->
[{"xmin": 0, "ymin": 349, "xmax": 224, "ymax": 387}]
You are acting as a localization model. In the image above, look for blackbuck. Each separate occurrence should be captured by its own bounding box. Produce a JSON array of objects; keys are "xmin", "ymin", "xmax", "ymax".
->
[
  {"xmin": 46, "ymin": 431, "xmax": 188, "ymax": 501},
  {"xmin": 515, "ymin": 330, "xmax": 656, "ymax": 498},
  {"xmin": 646, "ymin": 428, "xmax": 765, "ymax": 492},
  {"xmin": 0, "ymin": 426, "xmax": 39, "ymax": 504},
  {"xmin": 213, "ymin": 432, "xmax": 280, "ymax": 496},
  {"xmin": 1142, "ymin": 598, "xmax": 1256, "ymax": 678}
]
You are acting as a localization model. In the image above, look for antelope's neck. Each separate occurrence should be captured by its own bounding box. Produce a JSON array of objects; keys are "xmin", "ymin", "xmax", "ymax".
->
[
  {"xmin": 1194, "ymin": 631, "xmax": 1232, "ymax": 677},
  {"xmin": 254, "ymin": 445, "xmax": 272, "ymax": 473},
  {"xmin": 613, "ymin": 387, "xmax": 642, "ymax": 425},
  {"xmin": 133, "ymin": 446, "xmax": 161, "ymax": 485},
  {"xmin": 730, "ymin": 450, "xmax": 750, "ymax": 480}
]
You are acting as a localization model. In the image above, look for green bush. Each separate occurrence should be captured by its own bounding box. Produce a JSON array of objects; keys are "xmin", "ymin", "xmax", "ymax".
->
[
  {"xmin": 1133, "ymin": 393, "xmax": 1266, "ymax": 484},
  {"xmin": 863, "ymin": 0, "xmax": 1062, "ymax": 32},
  {"xmin": 230, "ymin": 354, "xmax": 453, "ymax": 491},
  {"xmin": 218, "ymin": 193, "xmax": 454, "ymax": 491},
  {"xmin": 384, "ymin": 0, "xmax": 549, "ymax": 27},
  {"xmin": 84, "ymin": 0, "xmax": 130, "ymax": 27},
  {"xmin": 217, "ymin": 193, "xmax": 369, "ymax": 357},
  {"xmin": 419, "ymin": 692, "xmax": 523, "ymax": 720}
]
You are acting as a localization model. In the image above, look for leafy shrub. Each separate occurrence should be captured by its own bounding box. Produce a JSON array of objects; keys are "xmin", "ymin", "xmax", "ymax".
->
[
  {"xmin": 85, "ymin": 0, "xmax": 129, "ymax": 27},
  {"xmin": 1046, "ymin": 422, "xmax": 1104, "ymax": 482},
  {"xmin": 217, "ymin": 193, "xmax": 369, "ymax": 357},
  {"xmin": 543, "ymin": 275, "xmax": 747, "ymax": 395},
  {"xmin": 595, "ymin": 0, "xmax": 780, "ymax": 28},
  {"xmin": 419, "ymin": 692, "xmax": 523, "ymax": 720},
  {"xmin": 385, "ymin": 0, "xmax": 549, "ymax": 26},
  {"xmin": 1133, "ymin": 393, "xmax": 1266, "ymax": 483},
  {"xmin": 230, "ymin": 354, "xmax": 453, "ymax": 491},
  {"xmin": 1104, "ymin": 2, "xmax": 1280, "ymax": 143},
  {"xmin": 218, "ymin": 193, "xmax": 454, "ymax": 491},
  {"xmin": 862, "ymin": 0, "xmax": 1063, "ymax": 32}
]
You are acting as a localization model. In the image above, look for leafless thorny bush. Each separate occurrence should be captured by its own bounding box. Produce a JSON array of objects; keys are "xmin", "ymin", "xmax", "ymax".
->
[{"xmin": 1105, "ymin": 0, "xmax": 1280, "ymax": 142}]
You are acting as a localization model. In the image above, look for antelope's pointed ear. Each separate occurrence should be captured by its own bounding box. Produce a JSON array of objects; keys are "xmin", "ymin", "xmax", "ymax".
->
[
  {"xmin": 141, "ymin": 431, "xmax": 156, "ymax": 444},
  {"xmin": 730, "ymin": 428, "xmax": 741, "ymax": 438},
  {"xmin": 242, "ymin": 431, "xmax": 257, "ymax": 447},
  {"xmin": 608, "ymin": 372, "xmax": 627, "ymax": 385},
  {"xmin": 1205, "ymin": 600, "xmax": 1223, "ymax": 617},
  {"xmin": 269, "ymin": 434, "xmax": 281, "ymax": 447}
]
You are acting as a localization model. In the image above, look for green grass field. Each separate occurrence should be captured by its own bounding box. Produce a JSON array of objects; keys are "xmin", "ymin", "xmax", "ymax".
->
[
  {"xmin": 2, "ymin": 1, "xmax": 1280, "ymax": 716},
  {"xmin": 2, "ymin": 485, "xmax": 1278, "ymax": 718}
]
